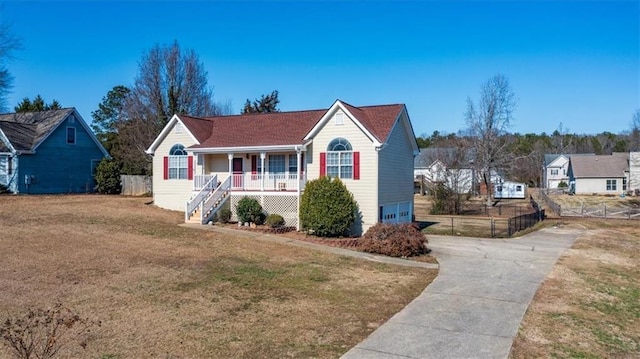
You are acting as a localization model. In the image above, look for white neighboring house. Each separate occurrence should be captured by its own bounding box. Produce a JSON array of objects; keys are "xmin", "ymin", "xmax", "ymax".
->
[
  {"xmin": 494, "ymin": 181, "xmax": 527, "ymax": 199},
  {"xmin": 146, "ymin": 100, "xmax": 419, "ymax": 235},
  {"xmin": 414, "ymin": 148, "xmax": 474, "ymax": 193},
  {"xmin": 543, "ymin": 154, "xmax": 570, "ymax": 189}
]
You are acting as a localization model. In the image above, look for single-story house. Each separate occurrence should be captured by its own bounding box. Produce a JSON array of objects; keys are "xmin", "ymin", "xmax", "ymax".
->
[
  {"xmin": 543, "ymin": 154, "xmax": 569, "ymax": 189},
  {"xmin": 0, "ymin": 108, "xmax": 109, "ymax": 193},
  {"xmin": 568, "ymin": 152, "xmax": 629, "ymax": 194},
  {"xmin": 146, "ymin": 100, "xmax": 419, "ymax": 235},
  {"xmin": 494, "ymin": 180, "xmax": 527, "ymax": 199}
]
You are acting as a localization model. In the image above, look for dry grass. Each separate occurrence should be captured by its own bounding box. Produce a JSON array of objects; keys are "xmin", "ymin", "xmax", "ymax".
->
[
  {"xmin": 548, "ymin": 193, "xmax": 640, "ymax": 209},
  {"xmin": 0, "ymin": 195, "xmax": 436, "ymax": 359},
  {"xmin": 510, "ymin": 218, "xmax": 640, "ymax": 358}
]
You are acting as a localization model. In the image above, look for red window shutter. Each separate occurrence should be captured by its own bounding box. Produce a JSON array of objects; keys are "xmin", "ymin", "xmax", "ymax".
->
[
  {"xmin": 251, "ymin": 155, "xmax": 257, "ymax": 174},
  {"xmin": 320, "ymin": 152, "xmax": 326, "ymax": 176},
  {"xmin": 163, "ymin": 156, "xmax": 169, "ymax": 180},
  {"xmin": 353, "ymin": 152, "xmax": 360, "ymax": 180},
  {"xmin": 187, "ymin": 156, "xmax": 193, "ymax": 180}
]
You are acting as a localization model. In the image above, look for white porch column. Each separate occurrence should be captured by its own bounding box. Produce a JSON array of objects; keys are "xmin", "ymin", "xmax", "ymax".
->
[
  {"xmin": 260, "ymin": 152, "xmax": 266, "ymax": 191},
  {"xmin": 227, "ymin": 153, "xmax": 233, "ymax": 180},
  {"xmin": 296, "ymin": 147, "xmax": 302, "ymax": 231}
]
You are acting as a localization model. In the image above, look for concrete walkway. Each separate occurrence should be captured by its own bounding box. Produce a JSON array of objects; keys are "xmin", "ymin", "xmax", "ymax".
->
[{"xmin": 342, "ymin": 226, "xmax": 583, "ymax": 359}]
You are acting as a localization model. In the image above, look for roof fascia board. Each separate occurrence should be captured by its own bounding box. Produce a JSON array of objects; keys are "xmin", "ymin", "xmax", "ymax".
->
[
  {"xmin": 0, "ymin": 128, "xmax": 17, "ymax": 154},
  {"xmin": 303, "ymin": 100, "xmax": 381, "ymax": 146},
  {"xmin": 190, "ymin": 144, "xmax": 307, "ymax": 154},
  {"xmin": 379, "ymin": 105, "xmax": 419, "ymax": 154},
  {"xmin": 146, "ymin": 115, "xmax": 199, "ymax": 154},
  {"xmin": 71, "ymin": 109, "xmax": 111, "ymax": 158}
]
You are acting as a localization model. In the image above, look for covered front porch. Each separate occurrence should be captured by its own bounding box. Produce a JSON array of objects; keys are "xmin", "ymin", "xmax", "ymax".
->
[{"xmin": 191, "ymin": 149, "xmax": 308, "ymax": 193}]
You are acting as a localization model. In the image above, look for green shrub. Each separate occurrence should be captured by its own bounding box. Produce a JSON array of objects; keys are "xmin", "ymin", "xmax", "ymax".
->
[
  {"xmin": 218, "ymin": 208, "xmax": 232, "ymax": 223},
  {"xmin": 265, "ymin": 214, "xmax": 285, "ymax": 228},
  {"xmin": 300, "ymin": 176, "xmax": 356, "ymax": 237},
  {"xmin": 359, "ymin": 223, "xmax": 429, "ymax": 257},
  {"xmin": 558, "ymin": 180, "xmax": 568, "ymax": 188},
  {"xmin": 235, "ymin": 197, "xmax": 264, "ymax": 224},
  {"xmin": 94, "ymin": 158, "xmax": 122, "ymax": 194}
]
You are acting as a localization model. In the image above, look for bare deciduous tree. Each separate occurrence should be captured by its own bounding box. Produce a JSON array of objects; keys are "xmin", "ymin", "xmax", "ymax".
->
[
  {"xmin": 117, "ymin": 41, "xmax": 223, "ymax": 174},
  {"xmin": 0, "ymin": 23, "xmax": 21, "ymax": 112},
  {"xmin": 465, "ymin": 74, "xmax": 516, "ymax": 206}
]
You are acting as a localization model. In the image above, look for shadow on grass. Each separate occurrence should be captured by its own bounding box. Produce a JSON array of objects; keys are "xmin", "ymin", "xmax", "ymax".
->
[{"xmin": 415, "ymin": 221, "xmax": 439, "ymax": 230}]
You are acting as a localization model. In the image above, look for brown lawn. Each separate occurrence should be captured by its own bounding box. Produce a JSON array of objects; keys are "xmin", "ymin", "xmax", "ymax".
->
[
  {"xmin": 0, "ymin": 195, "xmax": 436, "ymax": 358},
  {"xmin": 510, "ymin": 218, "xmax": 640, "ymax": 358}
]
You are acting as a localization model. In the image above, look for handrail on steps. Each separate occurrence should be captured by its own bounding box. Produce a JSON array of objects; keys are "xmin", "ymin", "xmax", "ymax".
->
[
  {"xmin": 200, "ymin": 176, "xmax": 232, "ymax": 224},
  {"xmin": 185, "ymin": 175, "xmax": 218, "ymax": 222}
]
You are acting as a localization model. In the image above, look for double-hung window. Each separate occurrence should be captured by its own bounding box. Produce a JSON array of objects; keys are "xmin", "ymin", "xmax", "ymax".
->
[
  {"xmin": 326, "ymin": 138, "xmax": 353, "ymax": 179},
  {"xmin": 288, "ymin": 155, "xmax": 297, "ymax": 177},
  {"xmin": 606, "ymin": 179, "xmax": 617, "ymax": 191},
  {"xmin": 168, "ymin": 144, "xmax": 188, "ymax": 179},
  {"xmin": 550, "ymin": 169, "xmax": 558, "ymax": 176},
  {"xmin": 269, "ymin": 155, "xmax": 285, "ymax": 179}
]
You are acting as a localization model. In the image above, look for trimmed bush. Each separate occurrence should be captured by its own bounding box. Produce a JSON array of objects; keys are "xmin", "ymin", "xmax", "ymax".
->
[
  {"xmin": 236, "ymin": 197, "xmax": 264, "ymax": 224},
  {"xmin": 265, "ymin": 214, "xmax": 285, "ymax": 228},
  {"xmin": 94, "ymin": 158, "xmax": 122, "ymax": 194},
  {"xmin": 300, "ymin": 176, "xmax": 357, "ymax": 237},
  {"xmin": 359, "ymin": 223, "xmax": 429, "ymax": 257},
  {"xmin": 558, "ymin": 180, "xmax": 568, "ymax": 188}
]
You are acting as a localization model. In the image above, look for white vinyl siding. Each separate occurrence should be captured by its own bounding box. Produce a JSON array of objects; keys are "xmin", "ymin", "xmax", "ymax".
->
[
  {"xmin": 152, "ymin": 121, "xmax": 198, "ymax": 211},
  {"xmin": 308, "ymin": 110, "xmax": 379, "ymax": 234}
]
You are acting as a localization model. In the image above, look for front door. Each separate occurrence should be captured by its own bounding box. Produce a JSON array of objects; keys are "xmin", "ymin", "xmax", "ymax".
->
[{"xmin": 232, "ymin": 158, "xmax": 243, "ymax": 189}]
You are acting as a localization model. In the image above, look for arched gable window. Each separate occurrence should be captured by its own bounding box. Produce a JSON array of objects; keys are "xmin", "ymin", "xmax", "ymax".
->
[
  {"xmin": 164, "ymin": 144, "xmax": 191, "ymax": 180},
  {"xmin": 320, "ymin": 138, "xmax": 359, "ymax": 180}
]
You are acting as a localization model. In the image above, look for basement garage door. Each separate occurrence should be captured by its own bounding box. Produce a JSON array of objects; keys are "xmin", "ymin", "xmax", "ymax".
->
[{"xmin": 380, "ymin": 201, "xmax": 412, "ymax": 224}]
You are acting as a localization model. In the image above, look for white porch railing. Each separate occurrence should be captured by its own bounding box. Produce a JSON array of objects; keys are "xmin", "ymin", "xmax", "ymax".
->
[
  {"xmin": 194, "ymin": 174, "xmax": 217, "ymax": 191},
  {"xmin": 230, "ymin": 173, "xmax": 306, "ymax": 191},
  {"xmin": 185, "ymin": 175, "xmax": 217, "ymax": 222},
  {"xmin": 201, "ymin": 176, "xmax": 232, "ymax": 224},
  {"xmin": 194, "ymin": 173, "xmax": 306, "ymax": 192}
]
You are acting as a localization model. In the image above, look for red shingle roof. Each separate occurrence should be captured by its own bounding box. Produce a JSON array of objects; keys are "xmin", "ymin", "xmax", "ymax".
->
[{"xmin": 186, "ymin": 101, "xmax": 405, "ymax": 149}]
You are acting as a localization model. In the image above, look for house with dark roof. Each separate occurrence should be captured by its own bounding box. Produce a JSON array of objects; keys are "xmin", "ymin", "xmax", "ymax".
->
[
  {"xmin": 0, "ymin": 108, "xmax": 109, "ymax": 194},
  {"xmin": 146, "ymin": 100, "xmax": 419, "ymax": 235},
  {"xmin": 567, "ymin": 152, "xmax": 629, "ymax": 194}
]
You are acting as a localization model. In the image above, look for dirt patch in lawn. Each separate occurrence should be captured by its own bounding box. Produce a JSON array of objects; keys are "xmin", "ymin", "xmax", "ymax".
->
[
  {"xmin": 0, "ymin": 195, "xmax": 436, "ymax": 359},
  {"xmin": 510, "ymin": 218, "xmax": 640, "ymax": 358}
]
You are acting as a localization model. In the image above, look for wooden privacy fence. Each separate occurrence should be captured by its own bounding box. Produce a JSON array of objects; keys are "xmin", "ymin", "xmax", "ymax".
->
[{"xmin": 120, "ymin": 175, "xmax": 152, "ymax": 196}]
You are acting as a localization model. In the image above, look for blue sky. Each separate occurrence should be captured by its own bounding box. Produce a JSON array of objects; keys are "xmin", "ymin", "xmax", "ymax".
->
[{"xmin": 1, "ymin": 0, "xmax": 638, "ymax": 137}]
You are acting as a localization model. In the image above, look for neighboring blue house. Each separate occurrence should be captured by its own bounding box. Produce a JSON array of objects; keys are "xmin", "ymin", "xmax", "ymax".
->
[{"xmin": 0, "ymin": 108, "xmax": 109, "ymax": 194}]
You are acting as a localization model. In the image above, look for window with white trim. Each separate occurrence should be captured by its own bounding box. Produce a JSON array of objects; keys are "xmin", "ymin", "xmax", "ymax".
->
[
  {"xmin": 269, "ymin": 155, "xmax": 285, "ymax": 178},
  {"xmin": 623, "ymin": 177, "xmax": 627, "ymax": 191},
  {"xmin": 169, "ymin": 144, "xmax": 188, "ymax": 179},
  {"xmin": 327, "ymin": 138, "xmax": 353, "ymax": 179},
  {"xmin": 550, "ymin": 169, "xmax": 558, "ymax": 176},
  {"xmin": 288, "ymin": 155, "xmax": 297, "ymax": 175},
  {"xmin": 606, "ymin": 179, "xmax": 617, "ymax": 191}
]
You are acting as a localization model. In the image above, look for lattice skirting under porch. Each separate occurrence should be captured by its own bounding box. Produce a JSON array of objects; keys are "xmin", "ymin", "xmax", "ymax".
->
[{"xmin": 230, "ymin": 193, "xmax": 300, "ymax": 228}]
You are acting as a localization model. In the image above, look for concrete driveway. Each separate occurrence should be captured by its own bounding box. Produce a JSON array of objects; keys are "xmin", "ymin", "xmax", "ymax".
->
[{"xmin": 342, "ymin": 226, "xmax": 583, "ymax": 359}]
